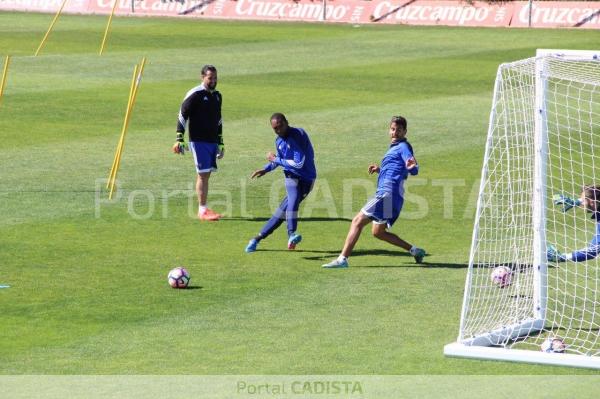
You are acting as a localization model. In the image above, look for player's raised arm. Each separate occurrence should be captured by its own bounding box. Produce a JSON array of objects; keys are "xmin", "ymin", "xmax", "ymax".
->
[
  {"xmin": 553, "ymin": 193, "xmax": 582, "ymax": 212},
  {"xmin": 548, "ymin": 243, "xmax": 600, "ymax": 263},
  {"xmin": 399, "ymin": 143, "xmax": 418, "ymax": 175},
  {"xmin": 281, "ymin": 145, "xmax": 305, "ymax": 170}
]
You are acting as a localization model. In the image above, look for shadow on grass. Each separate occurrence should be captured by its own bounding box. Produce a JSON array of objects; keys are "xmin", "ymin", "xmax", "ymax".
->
[
  {"xmin": 302, "ymin": 249, "xmax": 419, "ymax": 261},
  {"xmin": 300, "ymin": 249, "xmax": 469, "ymax": 269},
  {"xmin": 222, "ymin": 216, "xmax": 270, "ymax": 222},
  {"xmin": 303, "ymin": 217, "xmax": 352, "ymax": 222},
  {"xmin": 250, "ymin": 248, "xmax": 469, "ymax": 269},
  {"xmin": 223, "ymin": 216, "xmax": 352, "ymax": 222},
  {"xmin": 353, "ymin": 263, "xmax": 467, "ymax": 269},
  {"xmin": 258, "ymin": 249, "xmax": 339, "ymax": 254},
  {"xmin": 255, "ymin": 249, "xmax": 419, "ymax": 260},
  {"xmin": 183, "ymin": 286, "xmax": 203, "ymax": 290}
]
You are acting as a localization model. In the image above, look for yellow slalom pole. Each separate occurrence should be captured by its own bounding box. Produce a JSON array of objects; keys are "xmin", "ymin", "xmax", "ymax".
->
[
  {"xmin": 107, "ymin": 64, "xmax": 138, "ymax": 190},
  {"xmin": 0, "ymin": 55, "xmax": 10, "ymax": 105},
  {"xmin": 113, "ymin": 57, "xmax": 146, "ymax": 172},
  {"xmin": 128, "ymin": 57, "xmax": 146, "ymax": 112},
  {"xmin": 108, "ymin": 58, "xmax": 145, "ymax": 199},
  {"xmin": 107, "ymin": 65, "xmax": 137, "ymax": 188},
  {"xmin": 99, "ymin": 0, "xmax": 119, "ymax": 55},
  {"xmin": 35, "ymin": 0, "xmax": 69, "ymax": 56},
  {"xmin": 110, "ymin": 58, "xmax": 145, "ymax": 180},
  {"xmin": 109, "ymin": 58, "xmax": 146, "ymax": 198}
]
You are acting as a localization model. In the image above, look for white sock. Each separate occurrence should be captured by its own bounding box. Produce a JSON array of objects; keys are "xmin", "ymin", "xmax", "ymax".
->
[
  {"xmin": 410, "ymin": 246, "xmax": 418, "ymax": 256},
  {"xmin": 338, "ymin": 255, "xmax": 347, "ymax": 262},
  {"xmin": 199, "ymin": 205, "xmax": 207, "ymax": 214}
]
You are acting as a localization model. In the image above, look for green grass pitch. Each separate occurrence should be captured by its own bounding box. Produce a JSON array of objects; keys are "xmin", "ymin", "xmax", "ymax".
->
[{"xmin": 1, "ymin": 11, "xmax": 600, "ymax": 375}]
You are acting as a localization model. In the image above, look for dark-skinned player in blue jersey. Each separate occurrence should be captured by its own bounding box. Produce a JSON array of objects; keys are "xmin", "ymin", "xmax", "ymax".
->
[{"xmin": 245, "ymin": 113, "xmax": 317, "ymax": 253}]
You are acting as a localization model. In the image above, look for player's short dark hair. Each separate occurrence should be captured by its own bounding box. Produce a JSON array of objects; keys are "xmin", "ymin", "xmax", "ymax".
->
[
  {"xmin": 391, "ymin": 116, "xmax": 407, "ymax": 131},
  {"xmin": 583, "ymin": 185, "xmax": 600, "ymax": 203},
  {"xmin": 270, "ymin": 113, "xmax": 288, "ymax": 124},
  {"xmin": 201, "ymin": 65, "xmax": 217, "ymax": 76}
]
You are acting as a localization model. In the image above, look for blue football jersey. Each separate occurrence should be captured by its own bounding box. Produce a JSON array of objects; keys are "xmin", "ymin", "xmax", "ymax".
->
[
  {"xmin": 377, "ymin": 139, "xmax": 418, "ymax": 194},
  {"xmin": 264, "ymin": 127, "xmax": 317, "ymax": 181}
]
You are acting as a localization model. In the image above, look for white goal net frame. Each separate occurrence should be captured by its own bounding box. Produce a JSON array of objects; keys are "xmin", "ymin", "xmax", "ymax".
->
[{"xmin": 445, "ymin": 49, "xmax": 600, "ymax": 369}]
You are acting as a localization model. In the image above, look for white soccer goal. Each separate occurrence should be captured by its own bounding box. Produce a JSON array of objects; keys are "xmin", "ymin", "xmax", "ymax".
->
[{"xmin": 445, "ymin": 49, "xmax": 600, "ymax": 369}]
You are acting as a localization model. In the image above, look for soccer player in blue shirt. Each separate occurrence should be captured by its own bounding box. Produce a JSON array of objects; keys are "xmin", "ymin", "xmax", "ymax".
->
[
  {"xmin": 322, "ymin": 116, "xmax": 425, "ymax": 268},
  {"xmin": 547, "ymin": 185, "xmax": 600, "ymax": 262},
  {"xmin": 245, "ymin": 113, "xmax": 317, "ymax": 252}
]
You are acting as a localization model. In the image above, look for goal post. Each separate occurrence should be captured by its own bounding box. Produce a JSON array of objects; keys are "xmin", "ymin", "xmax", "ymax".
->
[{"xmin": 445, "ymin": 49, "xmax": 600, "ymax": 369}]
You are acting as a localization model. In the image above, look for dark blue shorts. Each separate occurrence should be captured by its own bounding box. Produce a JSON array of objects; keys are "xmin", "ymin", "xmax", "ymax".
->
[
  {"xmin": 361, "ymin": 191, "xmax": 404, "ymax": 228},
  {"xmin": 189, "ymin": 141, "xmax": 218, "ymax": 173}
]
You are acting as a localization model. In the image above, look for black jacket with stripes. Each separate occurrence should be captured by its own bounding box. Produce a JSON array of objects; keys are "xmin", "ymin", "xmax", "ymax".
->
[{"xmin": 176, "ymin": 85, "xmax": 223, "ymax": 145}]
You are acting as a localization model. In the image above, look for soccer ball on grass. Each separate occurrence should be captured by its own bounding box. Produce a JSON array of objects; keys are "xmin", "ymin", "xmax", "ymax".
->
[
  {"xmin": 490, "ymin": 266, "xmax": 512, "ymax": 288},
  {"xmin": 541, "ymin": 337, "xmax": 566, "ymax": 353},
  {"xmin": 168, "ymin": 267, "xmax": 190, "ymax": 288}
]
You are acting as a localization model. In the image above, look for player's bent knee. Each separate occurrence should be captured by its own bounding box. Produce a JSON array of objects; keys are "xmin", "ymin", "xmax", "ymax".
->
[
  {"xmin": 372, "ymin": 225, "xmax": 387, "ymax": 240},
  {"xmin": 352, "ymin": 215, "xmax": 364, "ymax": 226},
  {"xmin": 373, "ymin": 231, "xmax": 386, "ymax": 240}
]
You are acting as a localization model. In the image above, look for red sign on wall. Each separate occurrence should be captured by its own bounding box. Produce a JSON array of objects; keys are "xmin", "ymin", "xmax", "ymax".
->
[
  {"xmin": 2, "ymin": 0, "xmax": 600, "ymax": 29},
  {"xmin": 511, "ymin": 1, "xmax": 600, "ymax": 28},
  {"xmin": 368, "ymin": 1, "xmax": 512, "ymax": 26}
]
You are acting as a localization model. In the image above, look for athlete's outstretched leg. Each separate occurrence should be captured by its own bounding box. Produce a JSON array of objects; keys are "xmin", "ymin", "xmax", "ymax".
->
[
  {"xmin": 245, "ymin": 197, "xmax": 288, "ymax": 253},
  {"xmin": 284, "ymin": 178, "xmax": 313, "ymax": 249},
  {"xmin": 371, "ymin": 223, "xmax": 426, "ymax": 264},
  {"xmin": 371, "ymin": 223, "xmax": 412, "ymax": 251},
  {"xmin": 259, "ymin": 196, "xmax": 288, "ymax": 239}
]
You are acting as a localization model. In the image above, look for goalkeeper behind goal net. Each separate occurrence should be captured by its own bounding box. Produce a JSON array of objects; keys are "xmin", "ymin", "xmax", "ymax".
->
[{"xmin": 445, "ymin": 49, "xmax": 600, "ymax": 369}]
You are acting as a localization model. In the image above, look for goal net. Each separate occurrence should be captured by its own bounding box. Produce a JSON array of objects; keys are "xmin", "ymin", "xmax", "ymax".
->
[{"xmin": 444, "ymin": 50, "xmax": 600, "ymax": 369}]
